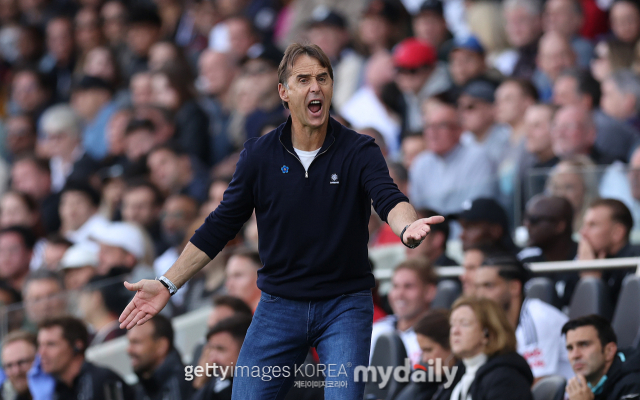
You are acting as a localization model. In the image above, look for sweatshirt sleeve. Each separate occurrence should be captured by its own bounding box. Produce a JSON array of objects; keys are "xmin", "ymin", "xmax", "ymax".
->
[
  {"xmin": 359, "ymin": 138, "xmax": 409, "ymax": 222},
  {"xmin": 190, "ymin": 141, "xmax": 256, "ymax": 258}
]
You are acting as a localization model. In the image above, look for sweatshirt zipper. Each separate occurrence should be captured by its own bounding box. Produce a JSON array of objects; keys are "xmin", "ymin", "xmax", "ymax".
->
[{"xmin": 279, "ymin": 137, "xmax": 334, "ymax": 178}]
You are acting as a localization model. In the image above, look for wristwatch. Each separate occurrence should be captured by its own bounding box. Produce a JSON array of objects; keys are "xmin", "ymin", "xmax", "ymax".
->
[
  {"xmin": 156, "ymin": 276, "xmax": 177, "ymax": 296},
  {"xmin": 400, "ymin": 224, "xmax": 421, "ymax": 249}
]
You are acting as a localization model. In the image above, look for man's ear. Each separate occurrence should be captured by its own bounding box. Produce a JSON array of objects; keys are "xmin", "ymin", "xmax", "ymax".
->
[
  {"xmin": 508, "ymin": 279, "xmax": 522, "ymax": 300},
  {"xmin": 603, "ymin": 341, "xmax": 617, "ymax": 363},
  {"xmin": 554, "ymin": 220, "xmax": 566, "ymax": 235},
  {"xmin": 611, "ymin": 223, "xmax": 627, "ymax": 246},
  {"xmin": 278, "ymin": 83, "xmax": 289, "ymax": 104},
  {"xmin": 489, "ymin": 224, "xmax": 503, "ymax": 241},
  {"xmin": 425, "ymin": 283, "xmax": 438, "ymax": 304}
]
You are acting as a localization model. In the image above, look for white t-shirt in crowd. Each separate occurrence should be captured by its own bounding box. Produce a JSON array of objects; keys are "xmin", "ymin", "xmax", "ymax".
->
[
  {"xmin": 516, "ymin": 298, "xmax": 574, "ymax": 381},
  {"xmin": 370, "ymin": 315, "xmax": 422, "ymax": 366},
  {"xmin": 294, "ymin": 147, "xmax": 320, "ymax": 171}
]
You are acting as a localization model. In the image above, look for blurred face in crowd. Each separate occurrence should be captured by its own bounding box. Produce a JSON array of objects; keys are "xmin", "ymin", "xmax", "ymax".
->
[
  {"xmin": 106, "ymin": 109, "xmax": 131, "ymax": 156},
  {"xmin": 75, "ymin": 7, "xmax": 102, "ymax": 53},
  {"xmin": 225, "ymin": 255, "xmax": 260, "ymax": 307},
  {"xmin": 206, "ymin": 331, "xmax": 242, "ymax": 379},
  {"xmin": 504, "ymin": 5, "xmax": 541, "ymax": 48},
  {"xmin": 201, "ymin": 180, "xmax": 228, "ymax": 215},
  {"xmin": 495, "ymin": 81, "xmax": 534, "ymax": 127},
  {"xmin": 449, "ymin": 49, "xmax": 485, "ymax": 87},
  {"xmin": 450, "ymin": 305, "xmax": 486, "ymax": 359},
  {"xmin": 151, "ymin": 72, "xmax": 180, "ymax": 110},
  {"xmin": 207, "ymin": 305, "xmax": 236, "ymax": 329},
  {"xmin": 101, "ymin": 1, "xmax": 127, "ymax": 45},
  {"xmin": 130, "ymin": 72, "xmax": 153, "ymax": 108},
  {"xmin": 460, "ymin": 249, "xmax": 483, "ymax": 296},
  {"xmin": 601, "ymin": 77, "xmax": 635, "ymax": 120},
  {"xmin": 11, "ymin": 71, "xmax": 47, "ymax": 114},
  {"xmin": 98, "ymin": 244, "xmax": 135, "ymax": 273},
  {"xmin": 42, "ymin": 125, "xmax": 79, "ymax": 159},
  {"xmin": 127, "ymin": 23, "xmax": 160, "ymax": 57},
  {"xmin": 2, "ymin": 340, "xmax": 36, "ymax": 395},
  {"xmin": 537, "ymin": 32, "xmax": 575, "ymax": 82},
  {"xmin": 458, "ymin": 94, "xmax": 495, "ymax": 136},
  {"xmin": 364, "ymin": 51, "xmax": 395, "ymax": 96},
  {"xmin": 475, "ymin": 267, "xmax": 516, "ymax": 312},
  {"xmin": 38, "ymin": 326, "xmax": 76, "ymax": 376},
  {"xmin": 227, "ymin": 17, "xmax": 257, "ymax": 60},
  {"xmin": 307, "ymin": 24, "xmax": 347, "ymax": 61},
  {"xmin": 551, "ymin": 105, "xmax": 595, "ymax": 157},
  {"xmin": 0, "ymin": 192, "xmax": 36, "ymax": 229},
  {"xmin": 400, "ymin": 135, "xmax": 425, "ymax": 170},
  {"xmin": 553, "ymin": 75, "xmax": 583, "ymax": 108},
  {"xmin": 590, "ymin": 41, "xmax": 612, "ymax": 83},
  {"xmin": 147, "ymin": 149, "xmax": 185, "ymax": 194},
  {"xmin": 543, "ymin": 0, "xmax": 583, "ymax": 37},
  {"xmin": 42, "ymin": 242, "xmax": 70, "ymax": 271},
  {"xmin": 63, "ymin": 266, "xmax": 95, "ymax": 291},
  {"xmin": 417, "ymin": 333, "xmax": 451, "ymax": 367},
  {"xmin": 6, "ymin": 115, "xmax": 36, "ymax": 156},
  {"xmin": 0, "ymin": 233, "xmax": 31, "ymax": 282},
  {"xmin": 413, "ymin": 11, "xmax": 447, "ymax": 48},
  {"xmin": 395, "ymin": 65, "xmax": 432, "ymax": 95},
  {"xmin": 524, "ymin": 197, "xmax": 563, "ymax": 247},
  {"xmin": 161, "ymin": 196, "xmax": 197, "ymax": 248},
  {"xmin": 127, "ymin": 322, "xmax": 168, "ymax": 376},
  {"xmin": 628, "ymin": 148, "xmax": 640, "ymax": 201},
  {"xmin": 459, "ymin": 219, "xmax": 501, "ymax": 251},
  {"xmin": 83, "ymin": 47, "xmax": 116, "ymax": 82},
  {"xmin": 611, "ymin": 1, "xmax": 640, "ymax": 43},
  {"xmin": 422, "ymin": 101, "xmax": 462, "ymax": 156},
  {"xmin": 148, "ymin": 42, "xmax": 177, "ymax": 72},
  {"xmin": 71, "ymin": 88, "xmax": 112, "ymax": 122},
  {"xmin": 358, "ymin": 14, "xmax": 392, "ymax": 52},
  {"xmin": 122, "ymin": 186, "xmax": 159, "ymax": 228},
  {"xmin": 565, "ymin": 326, "xmax": 616, "ymax": 384},
  {"xmin": 278, "ymin": 54, "xmax": 333, "ymax": 131},
  {"xmin": 11, "ymin": 160, "xmax": 51, "ymax": 200},
  {"xmin": 24, "ymin": 279, "xmax": 66, "ymax": 324},
  {"xmin": 524, "ymin": 105, "xmax": 554, "ymax": 157},
  {"xmin": 547, "ymin": 167, "xmax": 586, "ymax": 215},
  {"xmin": 243, "ymin": 58, "xmax": 279, "ymax": 103},
  {"xmin": 198, "ymin": 51, "xmax": 236, "ymax": 97},
  {"xmin": 124, "ymin": 127, "xmax": 155, "ymax": 161},
  {"xmin": 580, "ymin": 206, "xmax": 625, "ymax": 255},
  {"xmin": 388, "ymin": 268, "xmax": 433, "ymax": 323},
  {"xmin": 46, "ymin": 18, "xmax": 74, "ymax": 63},
  {"xmin": 59, "ymin": 191, "xmax": 96, "ymax": 232}
]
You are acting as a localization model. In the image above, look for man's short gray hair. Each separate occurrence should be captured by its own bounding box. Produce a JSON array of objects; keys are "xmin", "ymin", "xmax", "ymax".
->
[
  {"xmin": 609, "ymin": 69, "xmax": 640, "ymax": 115},
  {"xmin": 504, "ymin": 0, "xmax": 542, "ymax": 16},
  {"xmin": 40, "ymin": 104, "xmax": 83, "ymax": 138}
]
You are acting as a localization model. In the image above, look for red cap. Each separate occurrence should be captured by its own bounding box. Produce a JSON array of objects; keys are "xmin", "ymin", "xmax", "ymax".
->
[{"xmin": 393, "ymin": 38, "xmax": 437, "ymax": 69}]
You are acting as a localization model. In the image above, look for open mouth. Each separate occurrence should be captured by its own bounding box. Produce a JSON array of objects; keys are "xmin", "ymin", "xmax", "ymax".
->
[{"xmin": 308, "ymin": 99, "xmax": 323, "ymax": 115}]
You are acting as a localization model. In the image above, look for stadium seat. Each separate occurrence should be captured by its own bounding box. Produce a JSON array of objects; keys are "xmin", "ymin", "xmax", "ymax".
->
[
  {"xmin": 532, "ymin": 375, "xmax": 567, "ymax": 400},
  {"xmin": 568, "ymin": 277, "xmax": 614, "ymax": 321},
  {"xmin": 363, "ymin": 332, "xmax": 408, "ymax": 400},
  {"xmin": 525, "ymin": 277, "xmax": 561, "ymax": 308},
  {"xmin": 431, "ymin": 279, "xmax": 462, "ymax": 310},
  {"xmin": 612, "ymin": 275, "xmax": 640, "ymax": 348}
]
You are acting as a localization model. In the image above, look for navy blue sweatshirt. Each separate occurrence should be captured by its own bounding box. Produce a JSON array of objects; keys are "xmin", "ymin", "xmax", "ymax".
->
[{"xmin": 190, "ymin": 117, "xmax": 409, "ymax": 300}]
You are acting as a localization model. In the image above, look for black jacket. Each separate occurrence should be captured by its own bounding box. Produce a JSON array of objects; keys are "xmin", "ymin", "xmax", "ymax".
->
[
  {"xmin": 595, "ymin": 350, "xmax": 640, "ymax": 400},
  {"xmin": 191, "ymin": 117, "xmax": 408, "ymax": 300},
  {"xmin": 134, "ymin": 350, "xmax": 194, "ymax": 400},
  {"xmin": 434, "ymin": 351, "xmax": 533, "ymax": 400},
  {"xmin": 53, "ymin": 361, "xmax": 134, "ymax": 400}
]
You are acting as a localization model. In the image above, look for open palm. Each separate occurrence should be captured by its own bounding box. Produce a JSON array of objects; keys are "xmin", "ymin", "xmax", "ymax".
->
[{"xmin": 119, "ymin": 280, "xmax": 171, "ymax": 329}]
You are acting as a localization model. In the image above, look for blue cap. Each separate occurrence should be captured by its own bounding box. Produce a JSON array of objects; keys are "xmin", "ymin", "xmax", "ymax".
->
[{"xmin": 452, "ymin": 35, "xmax": 485, "ymax": 55}]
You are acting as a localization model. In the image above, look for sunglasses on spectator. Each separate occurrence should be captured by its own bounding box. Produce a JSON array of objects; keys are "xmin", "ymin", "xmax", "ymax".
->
[
  {"xmin": 458, "ymin": 102, "xmax": 481, "ymax": 112},
  {"xmin": 396, "ymin": 67, "xmax": 425, "ymax": 75},
  {"xmin": 2, "ymin": 357, "xmax": 34, "ymax": 371}
]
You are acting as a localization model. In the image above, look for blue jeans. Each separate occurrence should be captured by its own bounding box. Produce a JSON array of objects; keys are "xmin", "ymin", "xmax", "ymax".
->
[{"xmin": 231, "ymin": 290, "xmax": 374, "ymax": 400}]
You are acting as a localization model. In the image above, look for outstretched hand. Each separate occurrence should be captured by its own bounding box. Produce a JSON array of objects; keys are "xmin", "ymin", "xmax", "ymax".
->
[
  {"xmin": 403, "ymin": 215, "xmax": 445, "ymax": 247},
  {"xmin": 119, "ymin": 279, "xmax": 171, "ymax": 330}
]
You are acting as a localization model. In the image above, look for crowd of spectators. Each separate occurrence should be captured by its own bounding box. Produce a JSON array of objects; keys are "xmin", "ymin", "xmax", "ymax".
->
[{"xmin": 0, "ymin": 0, "xmax": 639, "ymax": 398}]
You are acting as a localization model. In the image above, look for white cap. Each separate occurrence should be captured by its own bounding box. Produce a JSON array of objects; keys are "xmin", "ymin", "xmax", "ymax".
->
[
  {"xmin": 91, "ymin": 222, "xmax": 146, "ymax": 260},
  {"xmin": 59, "ymin": 242, "xmax": 99, "ymax": 270}
]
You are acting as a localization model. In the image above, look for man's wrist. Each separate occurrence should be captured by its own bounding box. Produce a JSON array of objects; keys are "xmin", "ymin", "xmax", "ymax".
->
[
  {"xmin": 156, "ymin": 276, "xmax": 177, "ymax": 296},
  {"xmin": 400, "ymin": 224, "xmax": 420, "ymax": 249}
]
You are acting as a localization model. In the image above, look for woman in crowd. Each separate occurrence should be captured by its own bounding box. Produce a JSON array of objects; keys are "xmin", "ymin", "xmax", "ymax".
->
[{"xmin": 434, "ymin": 297, "xmax": 533, "ymax": 400}]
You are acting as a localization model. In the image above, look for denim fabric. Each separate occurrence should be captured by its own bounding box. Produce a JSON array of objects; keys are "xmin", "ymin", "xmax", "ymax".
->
[{"xmin": 231, "ymin": 290, "xmax": 374, "ymax": 400}]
